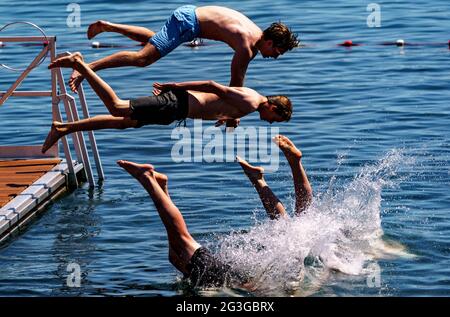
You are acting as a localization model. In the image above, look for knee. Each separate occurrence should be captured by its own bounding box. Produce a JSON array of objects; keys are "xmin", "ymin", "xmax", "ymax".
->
[
  {"xmin": 168, "ymin": 248, "xmax": 186, "ymax": 273},
  {"xmin": 135, "ymin": 42, "xmax": 161, "ymax": 67},
  {"xmin": 135, "ymin": 50, "xmax": 154, "ymax": 67},
  {"xmin": 109, "ymin": 99, "xmax": 130, "ymax": 117}
]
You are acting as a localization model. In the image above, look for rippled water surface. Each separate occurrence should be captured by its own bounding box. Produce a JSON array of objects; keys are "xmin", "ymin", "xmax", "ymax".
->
[{"xmin": 0, "ymin": 0, "xmax": 449, "ymax": 296}]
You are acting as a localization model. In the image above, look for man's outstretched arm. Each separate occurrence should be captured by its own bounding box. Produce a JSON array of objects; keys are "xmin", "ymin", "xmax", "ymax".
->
[{"xmin": 229, "ymin": 50, "xmax": 253, "ymax": 87}]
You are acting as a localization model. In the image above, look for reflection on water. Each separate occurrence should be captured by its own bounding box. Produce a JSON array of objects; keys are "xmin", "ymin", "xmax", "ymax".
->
[{"xmin": 51, "ymin": 187, "xmax": 102, "ymax": 296}]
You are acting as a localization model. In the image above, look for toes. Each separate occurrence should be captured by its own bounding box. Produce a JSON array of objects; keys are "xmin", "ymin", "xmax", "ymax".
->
[
  {"xmin": 69, "ymin": 81, "xmax": 79, "ymax": 93},
  {"xmin": 273, "ymin": 135, "xmax": 282, "ymax": 144}
]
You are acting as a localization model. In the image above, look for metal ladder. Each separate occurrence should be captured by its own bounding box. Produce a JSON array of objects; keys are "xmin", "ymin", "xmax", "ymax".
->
[{"xmin": 0, "ymin": 33, "xmax": 104, "ymax": 187}]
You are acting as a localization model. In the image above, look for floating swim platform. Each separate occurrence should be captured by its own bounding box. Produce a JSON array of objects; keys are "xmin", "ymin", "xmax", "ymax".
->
[{"xmin": 0, "ymin": 158, "xmax": 84, "ymax": 243}]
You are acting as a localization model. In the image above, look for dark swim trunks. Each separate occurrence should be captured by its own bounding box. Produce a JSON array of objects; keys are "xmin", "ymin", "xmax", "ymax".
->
[
  {"xmin": 186, "ymin": 247, "xmax": 249, "ymax": 288},
  {"xmin": 129, "ymin": 89, "xmax": 189, "ymax": 127}
]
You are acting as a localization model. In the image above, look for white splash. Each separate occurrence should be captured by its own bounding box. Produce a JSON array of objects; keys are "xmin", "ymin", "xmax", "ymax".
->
[{"xmin": 213, "ymin": 149, "xmax": 415, "ymax": 296}]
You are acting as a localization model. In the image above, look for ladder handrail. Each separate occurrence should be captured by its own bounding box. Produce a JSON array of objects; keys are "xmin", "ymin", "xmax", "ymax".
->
[{"xmin": 78, "ymin": 83, "xmax": 105, "ymax": 181}]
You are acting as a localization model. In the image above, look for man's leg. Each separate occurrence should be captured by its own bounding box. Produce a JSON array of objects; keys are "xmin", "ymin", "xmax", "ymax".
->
[
  {"xmin": 273, "ymin": 135, "xmax": 313, "ymax": 215},
  {"xmin": 117, "ymin": 160, "xmax": 201, "ymax": 275},
  {"xmin": 69, "ymin": 42, "xmax": 161, "ymax": 93},
  {"xmin": 236, "ymin": 156, "xmax": 287, "ymax": 220},
  {"xmin": 41, "ymin": 115, "xmax": 139, "ymax": 153},
  {"xmin": 49, "ymin": 52, "xmax": 132, "ymax": 117},
  {"xmin": 87, "ymin": 20, "xmax": 155, "ymax": 42}
]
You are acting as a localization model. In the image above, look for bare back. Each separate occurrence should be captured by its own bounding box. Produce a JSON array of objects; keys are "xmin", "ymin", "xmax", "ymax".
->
[
  {"xmin": 196, "ymin": 6, "xmax": 262, "ymax": 54},
  {"xmin": 186, "ymin": 87, "xmax": 263, "ymax": 120}
]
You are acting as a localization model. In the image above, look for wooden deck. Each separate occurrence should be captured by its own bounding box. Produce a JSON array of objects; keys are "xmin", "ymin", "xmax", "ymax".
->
[
  {"xmin": 0, "ymin": 158, "xmax": 84, "ymax": 243},
  {"xmin": 0, "ymin": 158, "xmax": 62, "ymax": 208}
]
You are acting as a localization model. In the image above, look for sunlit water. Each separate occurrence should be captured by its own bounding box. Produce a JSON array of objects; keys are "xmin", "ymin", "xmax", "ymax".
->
[{"xmin": 0, "ymin": 0, "xmax": 449, "ymax": 296}]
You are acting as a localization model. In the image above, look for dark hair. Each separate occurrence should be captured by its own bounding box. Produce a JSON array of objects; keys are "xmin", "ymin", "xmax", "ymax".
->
[
  {"xmin": 267, "ymin": 95, "xmax": 292, "ymax": 122},
  {"xmin": 263, "ymin": 22, "xmax": 299, "ymax": 51}
]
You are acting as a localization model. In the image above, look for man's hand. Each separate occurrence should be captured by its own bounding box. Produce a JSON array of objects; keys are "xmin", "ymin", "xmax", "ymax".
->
[
  {"xmin": 153, "ymin": 87, "xmax": 162, "ymax": 96},
  {"xmin": 215, "ymin": 118, "xmax": 240, "ymax": 128},
  {"xmin": 153, "ymin": 82, "xmax": 178, "ymax": 91}
]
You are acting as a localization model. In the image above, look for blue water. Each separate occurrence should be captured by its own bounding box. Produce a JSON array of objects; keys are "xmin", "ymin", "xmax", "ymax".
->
[{"xmin": 0, "ymin": 0, "xmax": 449, "ymax": 296}]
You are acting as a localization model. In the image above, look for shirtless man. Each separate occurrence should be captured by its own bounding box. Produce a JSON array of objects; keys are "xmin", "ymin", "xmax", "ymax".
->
[
  {"xmin": 69, "ymin": 5, "xmax": 299, "ymax": 93},
  {"xmin": 41, "ymin": 52, "xmax": 292, "ymax": 153},
  {"xmin": 116, "ymin": 135, "xmax": 311, "ymax": 288}
]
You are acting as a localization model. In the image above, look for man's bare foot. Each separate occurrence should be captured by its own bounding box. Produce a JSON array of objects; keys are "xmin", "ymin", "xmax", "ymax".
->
[
  {"xmin": 69, "ymin": 70, "xmax": 84, "ymax": 93},
  {"xmin": 48, "ymin": 52, "xmax": 84, "ymax": 93},
  {"xmin": 118, "ymin": 160, "xmax": 169, "ymax": 195},
  {"xmin": 236, "ymin": 156, "xmax": 264, "ymax": 184},
  {"xmin": 48, "ymin": 52, "xmax": 84, "ymax": 70},
  {"xmin": 87, "ymin": 20, "xmax": 110, "ymax": 40},
  {"xmin": 154, "ymin": 171, "xmax": 169, "ymax": 195},
  {"xmin": 273, "ymin": 135, "xmax": 302, "ymax": 162},
  {"xmin": 42, "ymin": 121, "xmax": 65, "ymax": 153},
  {"xmin": 117, "ymin": 160, "xmax": 156, "ymax": 182}
]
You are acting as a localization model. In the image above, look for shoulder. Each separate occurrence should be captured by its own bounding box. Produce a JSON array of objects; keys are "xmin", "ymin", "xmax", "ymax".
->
[
  {"xmin": 242, "ymin": 87, "xmax": 262, "ymax": 96},
  {"xmin": 232, "ymin": 42, "xmax": 255, "ymax": 60},
  {"xmin": 238, "ymin": 87, "xmax": 264, "ymax": 109}
]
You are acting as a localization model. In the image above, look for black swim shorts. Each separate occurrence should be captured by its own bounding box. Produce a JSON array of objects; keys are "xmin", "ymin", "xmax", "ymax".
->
[
  {"xmin": 129, "ymin": 89, "xmax": 189, "ymax": 127},
  {"xmin": 186, "ymin": 247, "xmax": 249, "ymax": 288}
]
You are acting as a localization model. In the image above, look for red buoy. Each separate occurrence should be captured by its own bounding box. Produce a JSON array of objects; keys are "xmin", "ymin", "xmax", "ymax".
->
[
  {"xmin": 339, "ymin": 40, "xmax": 359, "ymax": 47},
  {"xmin": 343, "ymin": 40, "xmax": 353, "ymax": 46}
]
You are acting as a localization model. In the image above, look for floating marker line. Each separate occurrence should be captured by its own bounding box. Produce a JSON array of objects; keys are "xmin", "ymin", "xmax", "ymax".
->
[{"xmin": 1, "ymin": 39, "xmax": 449, "ymax": 50}]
